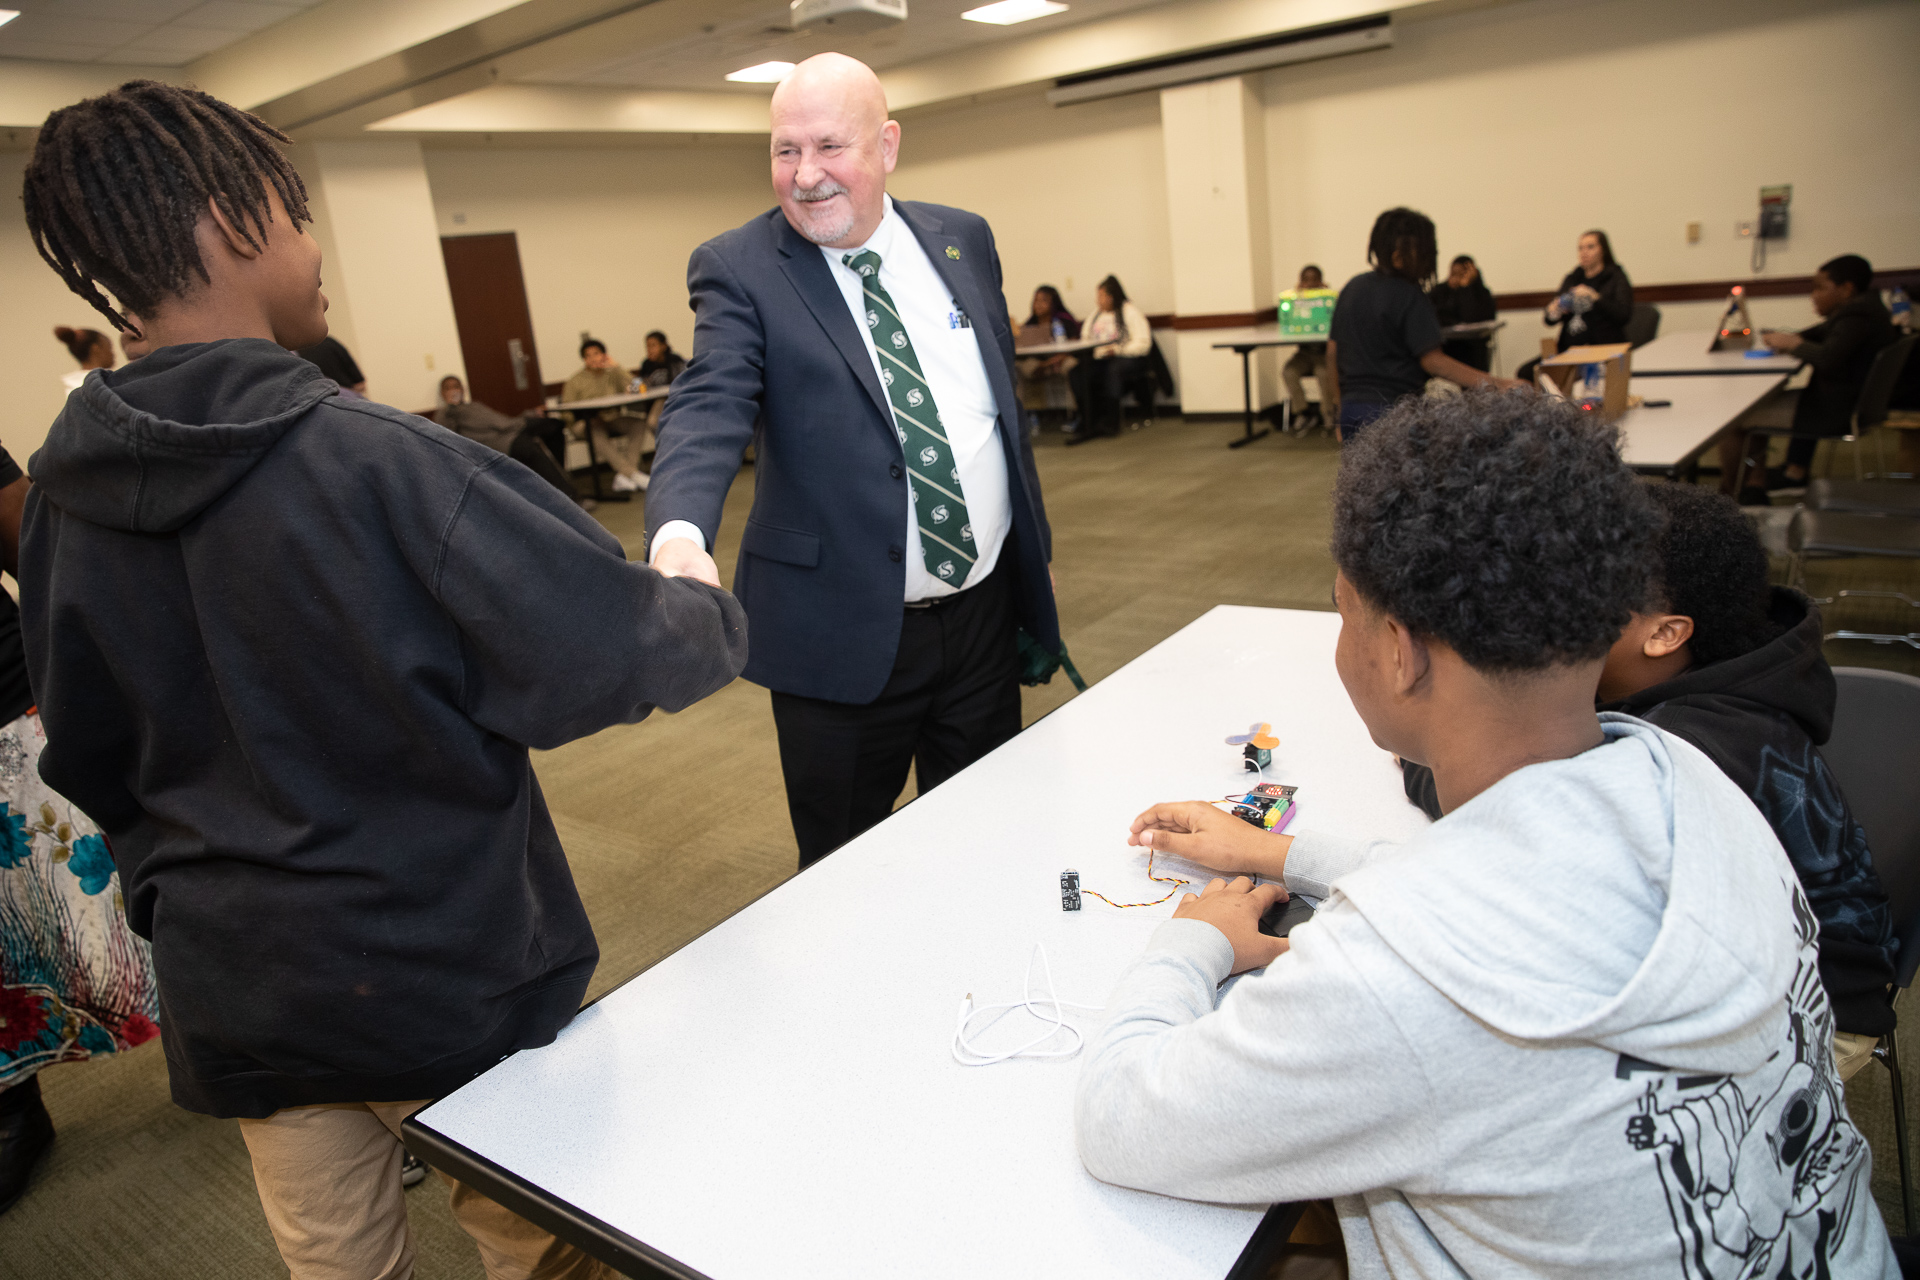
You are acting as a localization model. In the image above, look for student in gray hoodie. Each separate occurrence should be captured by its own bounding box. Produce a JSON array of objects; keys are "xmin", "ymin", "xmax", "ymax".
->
[{"xmin": 1085, "ymin": 391, "xmax": 1895, "ymax": 1278}]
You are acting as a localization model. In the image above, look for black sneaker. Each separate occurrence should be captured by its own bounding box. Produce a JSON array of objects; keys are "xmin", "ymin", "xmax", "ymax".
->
[
  {"xmin": 1763, "ymin": 466, "xmax": 1809, "ymax": 494},
  {"xmin": 401, "ymin": 1151, "xmax": 428, "ymax": 1188},
  {"xmin": 0, "ymin": 1076, "xmax": 55, "ymax": 1216}
]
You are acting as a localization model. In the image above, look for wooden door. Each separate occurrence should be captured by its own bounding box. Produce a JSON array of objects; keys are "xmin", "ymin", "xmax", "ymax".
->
[{"xmin": 440, "ymin": 232, "xmax": 544, "ymax": 415}]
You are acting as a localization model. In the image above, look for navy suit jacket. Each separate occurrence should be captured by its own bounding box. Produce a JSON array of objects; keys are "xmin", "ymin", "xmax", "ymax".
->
[{"xmin": 646, "ymin": 200, "xmax": 1060, "ymax": 705}]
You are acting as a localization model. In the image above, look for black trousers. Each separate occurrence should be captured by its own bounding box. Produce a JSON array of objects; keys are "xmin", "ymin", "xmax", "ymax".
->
[
  {"xmin": 1068, "ymin": 355, "xmax": 1148, "ymax": 435},
  {"xmin": 771, "ymin": 566, "xmax": 1022, "ymax": 867},
  {"xmin": 509, "ymin": 422, "xmax": 580, "ymax": 500}
]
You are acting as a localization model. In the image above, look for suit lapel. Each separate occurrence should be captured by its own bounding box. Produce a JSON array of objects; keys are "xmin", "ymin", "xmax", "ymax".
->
[
  {"xmin": 895, "ymin": 201, "xmax": 1019, "ymax": 431},
  {"xmin": 771, "ymin": 213, "xmax": 894, "ymax": 432}
]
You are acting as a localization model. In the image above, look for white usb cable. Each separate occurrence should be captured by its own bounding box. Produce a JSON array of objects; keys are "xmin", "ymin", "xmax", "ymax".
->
[{"xmin": 951, "ymin": 943, "xmax": 1102, "ymax": 1067}]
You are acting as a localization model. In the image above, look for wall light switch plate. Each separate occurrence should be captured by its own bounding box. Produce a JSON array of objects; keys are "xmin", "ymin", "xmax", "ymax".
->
[{"xmin": 1686, "ymin": 221, "xmax": 1702, "ymax": 244}]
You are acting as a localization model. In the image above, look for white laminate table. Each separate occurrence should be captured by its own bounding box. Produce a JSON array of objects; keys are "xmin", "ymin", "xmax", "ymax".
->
[
  {"xmin": 1615, "ymin": 372, "xmax": 1790, "ymax": 473},
  {"xmin": 1629, "ymin": 331, "xmax": 1803, "ymax": 377},
  {"xmin": 1208, "ymin": 327, "xmax": 1317, "ymax": 447},
  {"xmin": 1015, "ymin": 337, "xmax": 1102, "ymax": 358},
  {"xmin": 407, "ymin": 606, "xmax": 1431, "ymax": 1280}
]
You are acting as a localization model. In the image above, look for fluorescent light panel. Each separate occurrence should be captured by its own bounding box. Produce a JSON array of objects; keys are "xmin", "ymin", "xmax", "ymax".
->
[
  {"xmin": 726, "ymin": 61, "xmax": 797, "ymax": 83},
  {"xmin": 961, "ymin": 0, "xmax": 1067, "ymax": 25},
  {"xmin": 0, "ymin": 10, "xmax": 19, "ymax": 28}
]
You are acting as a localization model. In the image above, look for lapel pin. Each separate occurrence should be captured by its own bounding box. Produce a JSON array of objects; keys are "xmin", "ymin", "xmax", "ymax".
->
[{"xmin": 945, "ymin": 246, "xmax": 961, "ymax": 260}]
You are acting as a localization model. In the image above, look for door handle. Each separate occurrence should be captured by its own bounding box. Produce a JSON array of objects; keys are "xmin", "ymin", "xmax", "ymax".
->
[{"xmin": 508, "ymin": 338, "xmax": 529, "ymax": 391}]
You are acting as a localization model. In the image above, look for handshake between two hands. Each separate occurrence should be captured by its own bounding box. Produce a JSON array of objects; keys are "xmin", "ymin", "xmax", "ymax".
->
[
  {"xmin": 1129, "ymin": 800, "xmax": 1297, "ymax": 975},
  {"xmin": 651, "ymin": 537, "xmax": 723, "ymax": 589}
]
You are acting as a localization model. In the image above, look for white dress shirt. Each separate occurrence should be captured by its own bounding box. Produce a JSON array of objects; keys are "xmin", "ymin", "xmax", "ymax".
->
[{"xmin": 653, "ymin": 196, "xmax": 1012, "ymax": 602}]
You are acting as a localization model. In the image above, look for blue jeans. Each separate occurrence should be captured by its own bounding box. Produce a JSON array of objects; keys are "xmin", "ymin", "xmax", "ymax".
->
[{"xmin": 1337, "ymin": 400, "xmax": 1391, "ymax": 441}]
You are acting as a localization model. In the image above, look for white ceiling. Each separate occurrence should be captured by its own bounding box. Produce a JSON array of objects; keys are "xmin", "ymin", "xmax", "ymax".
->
[
  {"xmin": 518, "ymin": 0, "xmax": 1180, "ymax": 95},
  {"xmin": 0, "ymin": 0, "xmax": 326, "ymax": 65}
]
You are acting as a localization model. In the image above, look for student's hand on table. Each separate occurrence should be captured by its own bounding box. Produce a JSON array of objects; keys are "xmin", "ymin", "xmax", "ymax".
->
[
  {"xmin": 652, "ymin": 537, "xmax": 722, "ymax": 590},
  {"xmin": 1488, "ymin": 376, "xmax": 1531, "ymax": 392},
  {"xmin": 1129, "ymin": 801, "xmax": 1291, "ymax": 881},
  {"xmin": 1762, "ymin": 331, "xmax": 1801, "ymax": 353},
  {"xmin": 1174, "ymin": 877, "xmax": 1289, "ymax": 974}
]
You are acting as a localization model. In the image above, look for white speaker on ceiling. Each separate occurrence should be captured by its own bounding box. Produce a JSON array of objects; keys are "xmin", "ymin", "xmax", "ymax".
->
[{"xmin": 790, "ymin": 0, "xmax": 908, "ymax": 35}]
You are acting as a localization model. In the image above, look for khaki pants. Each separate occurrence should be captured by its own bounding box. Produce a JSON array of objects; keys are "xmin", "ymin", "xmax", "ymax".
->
[
  {"xmin": 1283, "ymin": 347, "xmax": 1336, "ymax": 418},
  {"xmin": 1834, "ymin": 1031, "xmax": 1878, "ymax": 1083},
  {"xmin": 239, "ymin": 1100, "xmax": 615, "ymax": 1280},
  {"xmin": 587, "ymin": 418, "xmax": 650, "ymax": 480}
]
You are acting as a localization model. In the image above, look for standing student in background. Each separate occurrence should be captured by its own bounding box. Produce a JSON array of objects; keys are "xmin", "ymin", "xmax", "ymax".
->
[
  {"xmin": 1280, "ymin": 265, "xmax": 1337, "ymax": 431},
  {"xmin": 21, "ymin": 78, "xmax": 744, "ymax": 1278},
  {"xmin": 1427, "ymin": 254, "xmax": 1496, "ymax": 372},
  {"xmin": 1066, "ymin": 274, "xmax": 1152, "ymax": 445},
  {"xmin": 1327, "ymin": 208, "xmax": 1526, "ymax": 439},
  {"xmin": 0, "ymin": 447, "xmax": 161, "ymax": 1217},
  {"xmin": 295, "ymin": 332, "xmax": 366, "ymax": 397},
  {"xmin": 52, "ymin": 326, "xmax": 114, "ymax": 394},
  {"xmin": 1517, "ymin": 230, "xmax": 1633, "ymax": 384}
]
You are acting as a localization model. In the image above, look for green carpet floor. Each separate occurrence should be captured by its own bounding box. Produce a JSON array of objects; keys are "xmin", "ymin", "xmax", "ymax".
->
[{"xmin": 9, "ymin": 415, "xmax": 1917, "ymax": 1277}]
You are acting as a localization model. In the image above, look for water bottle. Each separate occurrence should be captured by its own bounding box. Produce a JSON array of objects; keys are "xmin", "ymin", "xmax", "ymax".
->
[
  {"xmin": 1892, "ymin": 287, "xmax": 1912, "ymax": 333},
  {"xmin": 1576, "ymin": 363, "xmax": 1605, "ymax": 411}
]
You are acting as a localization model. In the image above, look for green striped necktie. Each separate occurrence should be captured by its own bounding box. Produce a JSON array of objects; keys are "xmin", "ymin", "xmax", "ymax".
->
[{"xmin": 844, "ymin": 248, "xmax": 975, "ymax": 587}]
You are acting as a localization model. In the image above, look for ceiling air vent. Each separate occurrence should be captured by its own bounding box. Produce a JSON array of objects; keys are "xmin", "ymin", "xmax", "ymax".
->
[{"xmin": 790, "ymin": 0, "xmax": 908, "ymax": 34}]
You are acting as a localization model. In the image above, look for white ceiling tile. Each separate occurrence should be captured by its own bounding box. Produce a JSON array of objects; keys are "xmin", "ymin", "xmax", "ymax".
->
[
  {"xmin": 0, "ymin": 37, "xmax": 124, "ymax": 62},
  {"xmin": 13, "ymin": 1, "xmax": 200, "ymax": 22},
  {"xmin": 0, "ymin": 12, "xmax": 153, "ymax": 43},
  {"xmin": 109, "ymin": 22, "xmax": 236, "ymax": 55},
  {"xmin": 172, "ymin": 1, "xmax": 306, "ymax": 34}
]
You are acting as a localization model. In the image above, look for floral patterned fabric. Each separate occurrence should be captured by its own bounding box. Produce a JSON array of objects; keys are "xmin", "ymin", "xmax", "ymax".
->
[{"xmin": 0, "ymin": 712, "xmax": 158, "ymax": 1085}]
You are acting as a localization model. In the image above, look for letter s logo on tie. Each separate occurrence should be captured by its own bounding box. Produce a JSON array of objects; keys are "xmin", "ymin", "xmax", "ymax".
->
[{"xmin": 919, "ymin": 446, "xmax": 939, "ymax": 467}]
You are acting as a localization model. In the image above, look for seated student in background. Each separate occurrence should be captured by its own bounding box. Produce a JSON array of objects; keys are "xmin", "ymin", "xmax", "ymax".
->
[
  {"xmin": 1082, "ymin": 391, "xmax": 1895, "ymax": 1278},
  {"xmin": 52, "ymin": 325, "xmax": 115, "ymax": 394},
  {"xmin": 295, "ymin": 332, "xmax": 367, "ymax": 397},
  {"xmin": 1280, "ymin": 264, "xmax": 1337, "ymax": 430},
  {"xmin": 1516, "ymin": 229, "xmax": 1633, "ymax": 384},
  {"xmin": 1400, "ymin": 481, "xmax": 1894, "ymax": 1079},
  {"xmin": 635, "ymin": 329, "xmax": 687, "ymax": 444},
  {"xmin": 1721, "ymin": 254, "xmax": 1897, "ymax": 499},
  {"xmin": 562, "ymin": 336, "xmax": 650, "ymax": 492},
  {"xmin": 1015, "ymin": 285, "xmax": 1081, "ymax": 421},
  {"xmin": 20, "ymin": 79, "xmax": 746, "ymax": 1279},
  {"xmin": 1327, "ymin": 208, "xmax": 1526, "ymax": 439},
  {"xmin": 1065, "ymin": 275, "xmax": 1153, "ymax": 444},
  {"xmin": 430, "ymin": 375, "xmax": 587, "ymax": 507},
  {"xmin": 1426, "ymin": 253, "xmax": 1496, "ymax": 371}
]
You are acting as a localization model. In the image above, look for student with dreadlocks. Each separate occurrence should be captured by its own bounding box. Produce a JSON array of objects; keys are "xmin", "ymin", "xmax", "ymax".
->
[
  {"xmin": 1326, "ymin": 207, "xmax": 1528, "ymax": 440},
  {"xmin": 20, "ymin": 80, "xmax": 746, "ymax": 1277}
]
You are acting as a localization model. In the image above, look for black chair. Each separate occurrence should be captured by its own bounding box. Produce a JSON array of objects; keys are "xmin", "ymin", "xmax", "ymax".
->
[
  {"xmin": 1827, "ymin": 667, "xmax": 1920, "ymax": 1234},
  {"xmin": 1788, "ymin": 508, "xmax": 1920, "ymax": 647},
  {"xmin": 1753, "ymin": 334, "xmax": 1919, "ymax": 483},
  {"xmin": 1624, "ymin": 303, "xmax": 1661, "ymax": 349},
  {"xmin": 1809, "ymin": 478, "xmax": 1920, "ymax": 517}
]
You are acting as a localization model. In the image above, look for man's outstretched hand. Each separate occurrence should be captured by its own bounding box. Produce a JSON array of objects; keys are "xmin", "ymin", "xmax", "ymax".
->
[
  {"xmin": 651, "ymin": 536, "xmax": 722, "ymax": 590},
  {"xmin": 1129, "ymin": 800, "xmax": 1291, "ymax": 881},
  {"xmin": 1174, "ymin": 877, "xmax": 1289, "ymax": 973}
]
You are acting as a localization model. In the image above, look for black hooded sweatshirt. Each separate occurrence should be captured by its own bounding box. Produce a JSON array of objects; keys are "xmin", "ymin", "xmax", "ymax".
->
[
  {"xmin": 1401, "ymin": 589, "xmax": 1895, "ymax": 1036},
  {"xmin": 22, "ymin": 340, "xmax": 748, "ymax": 1118}
]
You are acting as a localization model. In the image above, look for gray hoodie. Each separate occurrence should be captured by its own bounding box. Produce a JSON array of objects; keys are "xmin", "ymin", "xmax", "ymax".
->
[{"xmin": 1076, "ymin": 716, "xmax": 1894, "ymax": 1278}]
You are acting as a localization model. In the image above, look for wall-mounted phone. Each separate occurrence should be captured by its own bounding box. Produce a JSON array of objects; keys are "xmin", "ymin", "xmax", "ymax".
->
[{"xmin": 1754, "ymin": 184, "xmax": 1791, "ymax": 269}]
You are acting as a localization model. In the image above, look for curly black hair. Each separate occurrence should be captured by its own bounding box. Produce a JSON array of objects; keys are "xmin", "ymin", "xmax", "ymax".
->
[
  {"xmin": 1367, "ymin": 207, "xmax": 1437, "ymax": 286},
  {"xmin": 1332, "ymin": 390, "xmax": 1657, "ymax": 671},
  {"xmin": 23, "ymin": 80, "xmax": 309, "ymax": 335},
  {"xmin": 1641, "ymin": 483, "xmax": 1780, "ymax": 666}
]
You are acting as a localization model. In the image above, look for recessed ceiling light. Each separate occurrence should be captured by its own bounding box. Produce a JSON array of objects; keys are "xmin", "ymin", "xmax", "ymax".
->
[
  {"xmin": 726, "ymin": 61, "xmax": 797, "ymax": 83},
  {"xmin": 0, "ymin": 10, "xmax": 20, "ymax": 29},
  {"xmin": 961, "ymin": 0, "xmax": 1067, "ymax": 24}
]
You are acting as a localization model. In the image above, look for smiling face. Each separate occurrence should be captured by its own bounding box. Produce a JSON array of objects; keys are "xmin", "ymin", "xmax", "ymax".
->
[
  {"xmin": 769, "ymin": 54, "xmax": 898, "ymax": 250},
  {"xmin": 440, "ymin": 376, "xmax": 464, "ymax": 404},
  {"xmin": 1576, "ymin": 233, "xmax": 1604, "ymax": 274}
]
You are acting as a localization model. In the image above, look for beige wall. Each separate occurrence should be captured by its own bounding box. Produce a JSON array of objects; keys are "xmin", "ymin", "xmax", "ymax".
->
[
  {"xmin": 1262, "ymin": 0, "xmax": 1920, "ymax": 312},
  {"xmin": 422, "ymin": 142, "xmax": 769, "ymax": 382},
  {"xmin": 888, "ymin": 88, "xmax": 1173, "ymax": 330},
  {"xmin": 0, "ymin": 150, "xmax": 125, "ymax": 466}
]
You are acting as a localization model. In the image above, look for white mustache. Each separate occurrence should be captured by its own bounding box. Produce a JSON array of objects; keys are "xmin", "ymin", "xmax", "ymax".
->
[{"xmin": 793, "ymin": 180, "xmax": 848, "ymax": 204}]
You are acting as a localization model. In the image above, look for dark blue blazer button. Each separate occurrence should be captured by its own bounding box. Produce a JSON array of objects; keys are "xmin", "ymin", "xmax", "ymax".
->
[
  {"xmin": 889, "ymin": 463, "xmax": 903, "ymax": 479},
  {"xmin": 888, "ymin": 546, "xmax": 903, "ymax": 563}
]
